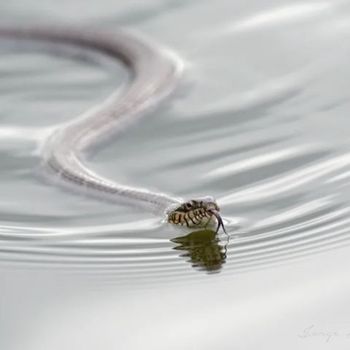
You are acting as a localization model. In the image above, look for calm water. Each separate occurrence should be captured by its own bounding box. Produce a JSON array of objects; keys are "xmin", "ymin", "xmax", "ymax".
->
[{"xmin": 1, "ymin": 1, "xmax": 350, "ymax": 349}]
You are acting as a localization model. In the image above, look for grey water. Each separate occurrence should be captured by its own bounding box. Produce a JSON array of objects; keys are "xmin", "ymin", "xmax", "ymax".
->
[{"xmin": 1, "ymin": 1, "xmax": 350, "ymax": 349}]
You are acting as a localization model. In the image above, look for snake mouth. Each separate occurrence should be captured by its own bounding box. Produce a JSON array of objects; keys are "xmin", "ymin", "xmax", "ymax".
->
[{"xmin": 208, "ymin": 210, "xmax": 227, "ymax": 234}]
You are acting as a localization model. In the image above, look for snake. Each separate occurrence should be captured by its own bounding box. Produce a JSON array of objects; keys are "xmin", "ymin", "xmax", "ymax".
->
[{"xmin": 0, "ymin": 25, "xmax": 226, "ymax": 234}]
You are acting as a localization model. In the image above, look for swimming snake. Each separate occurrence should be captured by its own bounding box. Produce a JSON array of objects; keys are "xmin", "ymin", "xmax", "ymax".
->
[{"xmin": 0, "ymin": 25, "xmax": 226, "ymax": 233}]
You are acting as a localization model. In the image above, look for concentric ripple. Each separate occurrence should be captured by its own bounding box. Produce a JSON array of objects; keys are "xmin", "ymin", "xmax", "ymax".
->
[
  {"xmin": 2, "ymin": 10, "xmax": 350, "ymax": 285},
  {"xmin": 1, "ymin": 192, "xmax": 350, "ymax": 283}
]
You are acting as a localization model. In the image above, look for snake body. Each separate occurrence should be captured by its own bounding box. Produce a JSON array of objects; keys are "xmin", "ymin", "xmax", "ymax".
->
[{"xmin": 0, "ymin": 25, "xmax": 226, "ymax": 231}]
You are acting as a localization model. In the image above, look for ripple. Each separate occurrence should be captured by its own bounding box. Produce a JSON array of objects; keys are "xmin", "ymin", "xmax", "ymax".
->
[
  {"xmin": 226, "ymin": 3, "xmax": 332, "ymax": 33},
  {"xmin": 1, "ymin": 14, "xmax": 350, "ymax": 286},
  {"xmin": 219, "ymin": 153, "xmax": 350, "ymax": 204},
  {"xmin": 1, "ymin": 142, "xmax": 350, "ymax": 284},
  {"xmin": 0, "ymin": 197, "xmax": 349, "ymax": 283}
]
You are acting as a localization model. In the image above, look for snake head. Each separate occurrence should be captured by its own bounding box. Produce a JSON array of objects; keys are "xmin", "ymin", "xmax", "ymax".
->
[{"xmin": 167, "ymin": 196, "xmax": 226, "ymax": 234}]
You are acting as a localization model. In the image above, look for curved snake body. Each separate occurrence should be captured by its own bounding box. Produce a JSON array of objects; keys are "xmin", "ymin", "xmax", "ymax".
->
[{"xmin": 0, "ymin": 25, "xmax": 225, "ymax": 231}]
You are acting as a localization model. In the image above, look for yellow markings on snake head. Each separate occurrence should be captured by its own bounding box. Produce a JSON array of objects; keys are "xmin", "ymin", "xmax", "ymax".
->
[{"xmin": 167, "ymin": 197, "xmax": 227, "ymax": 234}]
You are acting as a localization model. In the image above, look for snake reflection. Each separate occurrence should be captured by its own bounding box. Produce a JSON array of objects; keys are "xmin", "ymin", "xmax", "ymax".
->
[{"xmin": 172, "ymin": 230, "xmax": 228, "ymax": 273}]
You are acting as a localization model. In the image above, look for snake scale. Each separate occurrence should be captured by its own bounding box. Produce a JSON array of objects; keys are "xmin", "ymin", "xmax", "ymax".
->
[{"xmin": 0, "ymin": 25, "xmax": 226, "ymax": 233}]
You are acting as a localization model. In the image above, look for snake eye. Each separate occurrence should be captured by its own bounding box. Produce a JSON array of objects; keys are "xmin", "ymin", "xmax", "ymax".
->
[{"xmin": 185, "ymin": 202, "xmax": 193, "ymax": 210}]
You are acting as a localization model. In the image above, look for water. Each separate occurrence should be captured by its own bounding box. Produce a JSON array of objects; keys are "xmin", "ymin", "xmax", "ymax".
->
[{"xmin": 1, "ymin": 1, "xmax": 350, "ymax": 349}]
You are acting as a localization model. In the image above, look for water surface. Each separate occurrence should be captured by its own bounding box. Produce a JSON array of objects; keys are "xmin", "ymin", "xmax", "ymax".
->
[{"xmin": 1, "ymin": 1, "xmax": 350, "ymax": 349}]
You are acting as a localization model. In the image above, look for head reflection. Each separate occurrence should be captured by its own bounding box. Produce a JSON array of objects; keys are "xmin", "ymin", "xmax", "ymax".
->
[{"xmin": 171, "ymin": 230, "xmax": 228, "ymax": 273}]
